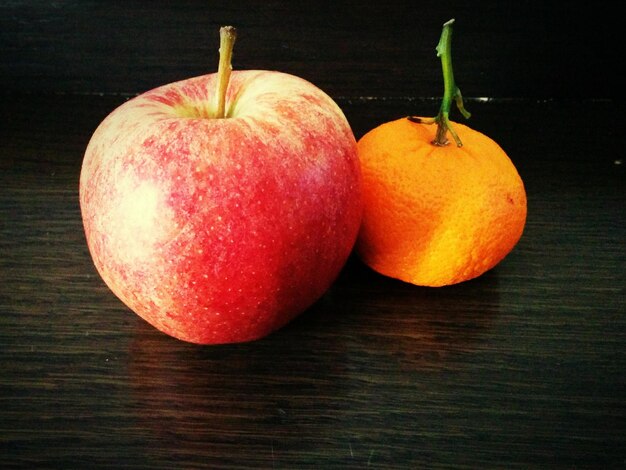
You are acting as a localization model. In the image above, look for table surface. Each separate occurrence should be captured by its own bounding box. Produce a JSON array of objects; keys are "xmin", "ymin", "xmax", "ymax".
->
[{"xmin": 1, "ymin": 93, "xmax": 624, "ymax": 469}]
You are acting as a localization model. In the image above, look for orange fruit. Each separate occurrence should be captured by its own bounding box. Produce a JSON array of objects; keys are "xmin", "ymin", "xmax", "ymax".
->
[{"xmin": 356, "ymin": 116, "xmax": 527, "ymax": 287}]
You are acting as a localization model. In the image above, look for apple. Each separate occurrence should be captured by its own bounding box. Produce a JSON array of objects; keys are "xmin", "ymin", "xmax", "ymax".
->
[{"xmin": 79, "ymin": 26, "xmax": 362, "ymax": 344}]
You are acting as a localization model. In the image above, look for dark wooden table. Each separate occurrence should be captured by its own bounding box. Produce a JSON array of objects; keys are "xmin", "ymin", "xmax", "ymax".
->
[{"xmin": 1, "ymin": 92, "xmax": 624, "ymax": 468}]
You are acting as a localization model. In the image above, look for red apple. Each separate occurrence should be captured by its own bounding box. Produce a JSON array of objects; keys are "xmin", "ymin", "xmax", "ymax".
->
[{"xmin": 79, "ymin": 27, "xmax": 362, "ymax": 344}]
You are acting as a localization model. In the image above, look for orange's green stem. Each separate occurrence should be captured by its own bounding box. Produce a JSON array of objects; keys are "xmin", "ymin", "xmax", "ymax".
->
[
  {"xmin": 409, "ymin": 19, "xmax": 471, "ymax": 147},
  {"xmin": 214, "ymin": 26, "xmax": 237, "ymax": 119}
]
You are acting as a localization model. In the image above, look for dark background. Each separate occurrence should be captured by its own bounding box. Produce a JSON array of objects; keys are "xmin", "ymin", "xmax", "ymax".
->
[
  {"xmin": 1, "ymin": 1, "xmax": 624, "ymax": 469},
  {"xmin": 0, "ymin": 1, "xmax": 620, "ymax": 99}
]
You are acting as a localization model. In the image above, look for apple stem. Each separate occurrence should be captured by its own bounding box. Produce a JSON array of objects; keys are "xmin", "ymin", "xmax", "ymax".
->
[{"xmin": 214, "ymin": 26, "xmax": 237, "ymax": 119}]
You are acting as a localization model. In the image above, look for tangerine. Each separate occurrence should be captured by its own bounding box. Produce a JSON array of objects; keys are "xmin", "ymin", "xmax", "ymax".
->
[{"xmin": 356, "ymin": 19, "xmax": 527, "ymax": 287}]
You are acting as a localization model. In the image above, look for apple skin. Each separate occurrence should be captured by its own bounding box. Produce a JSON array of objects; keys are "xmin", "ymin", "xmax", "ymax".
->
[{"xmin": 80, "ymin": 70, "xmax": 362, "ymax": 344}]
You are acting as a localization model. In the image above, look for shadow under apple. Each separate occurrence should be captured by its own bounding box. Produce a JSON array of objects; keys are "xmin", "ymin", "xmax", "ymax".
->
[{"xmin": 124, "ymin": 255, "xmax": 501, "ymax": 467}]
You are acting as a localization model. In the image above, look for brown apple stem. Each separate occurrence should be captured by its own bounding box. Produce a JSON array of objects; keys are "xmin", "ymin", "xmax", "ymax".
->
[{"xmin": 214, "ymin": 26, "xmax": 237, "ymax": 119}]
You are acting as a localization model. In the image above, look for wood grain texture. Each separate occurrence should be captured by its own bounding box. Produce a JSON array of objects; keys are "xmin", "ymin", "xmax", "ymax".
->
[
  {"xmin": 0, "ymin": 1, "xmax": 621, "ymax": 99},
  {"xmin": 1, "ymin": 93, "xmax": 624, "ymax": 469}
]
